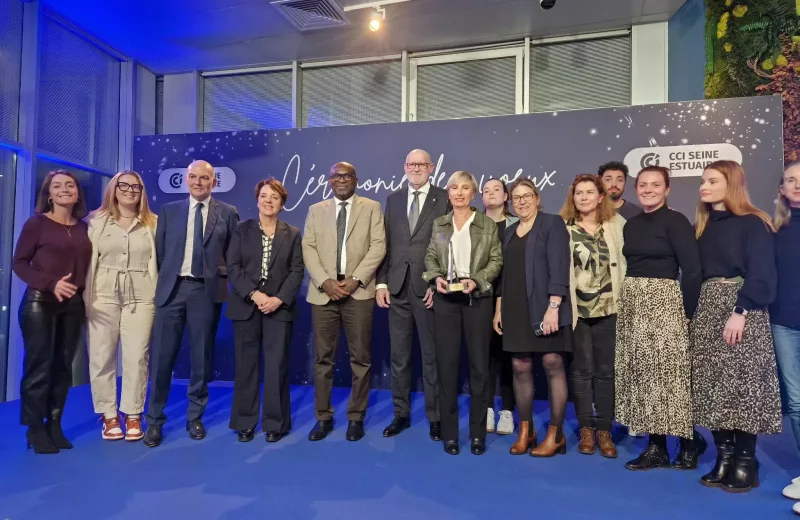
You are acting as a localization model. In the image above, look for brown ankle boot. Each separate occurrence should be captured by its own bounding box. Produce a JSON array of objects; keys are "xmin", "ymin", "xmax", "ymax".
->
[
  {"xmin": 530, "ymin": 425, "xmax": 566, "ymax": 457},
  {"xmin": 597, "ymin": 430, "xmax": 618, "ymax": 458},
  {"xmin": 578, "ymin": 427, "xmax": 595, "ymax": 455},
  {"xmin": 509, "ymin": 421, "xmax": 537, "ymax": 455}
]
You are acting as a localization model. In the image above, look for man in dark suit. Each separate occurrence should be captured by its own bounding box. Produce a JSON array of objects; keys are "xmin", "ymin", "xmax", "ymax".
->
[
  {"xmin": 376, "ymin": 149, "xmax": 449, "ymax": 441},
  {"xmin": 143, "ymin": 160, "xmax": 240, "ymax": 447},
  {"xmin": 226, "ymin": 179, "xmax": 304, "ymax": 443}
]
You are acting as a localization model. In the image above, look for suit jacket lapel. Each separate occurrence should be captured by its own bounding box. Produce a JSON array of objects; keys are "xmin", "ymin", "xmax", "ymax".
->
[
  {"xmin": 203, "ymin": 199, "xmax": 220, "ymax": 245},
  {"xmin": 177, "ymin": 198, "xmax": 190, "ymax": 248},
  {"xmin": 525, "ymin": 216, "xmax": 543, "ymax": 297},
  {"xmin": 345, "ymin": 195, "xmax": 363, "ymax": 241},
  {"xmin": 268, "ymin": 220, "xmax": 288, "ymax": 270},
  {"xmin": 410, "ymin": 189, "xmax": 437, "ymax": 238}
]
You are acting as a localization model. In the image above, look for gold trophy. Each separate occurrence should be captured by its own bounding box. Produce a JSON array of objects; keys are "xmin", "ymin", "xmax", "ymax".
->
[{"xmin": 446, "ymin": 240, "xmax": 465, "ymax": 293}]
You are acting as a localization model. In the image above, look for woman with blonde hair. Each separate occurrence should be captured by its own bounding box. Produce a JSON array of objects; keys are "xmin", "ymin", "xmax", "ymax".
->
[
  {"xmin": 772, "ymin": 162, "xmax": 800, "ymax": 510},
  {"xmin": 424, "ymin": 170, "xmax": 503, "ymax": 455},
  {"xmin": 692, "ymin": 160, "xmax": 781, "ymax": 492},
  {"xmin": 85, "ymin": 170, "xmax": 158, "ymax": 441},
  {"xmin": 560, "ymin": 174, "xmax": 625, "ymax": 458}
]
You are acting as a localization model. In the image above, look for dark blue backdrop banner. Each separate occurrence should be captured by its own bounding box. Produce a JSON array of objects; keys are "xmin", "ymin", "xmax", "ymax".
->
[{"xmin": 133, "ymin": 96, "xmax": 784, "ymax": 392}]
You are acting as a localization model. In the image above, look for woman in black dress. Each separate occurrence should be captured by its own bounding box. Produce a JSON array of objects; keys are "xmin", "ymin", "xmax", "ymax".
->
[
  {"xmin": 493, "ymin": 178, "xmax": 572, "ymax": 457},
  {"xmin": 482, "ymin": 178, "xmax": 517, "ymax": 435}
]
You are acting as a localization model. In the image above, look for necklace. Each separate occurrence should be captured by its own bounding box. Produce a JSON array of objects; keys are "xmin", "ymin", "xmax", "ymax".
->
[{"xmin": 61, "ymin": 223, "xmax": 72, "ymax": 237}]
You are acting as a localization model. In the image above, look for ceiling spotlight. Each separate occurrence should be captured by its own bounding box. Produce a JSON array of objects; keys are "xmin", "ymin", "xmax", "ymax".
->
[{"xmin": 368, "ymin": 7, "xmax": 385, "ymax": 31}]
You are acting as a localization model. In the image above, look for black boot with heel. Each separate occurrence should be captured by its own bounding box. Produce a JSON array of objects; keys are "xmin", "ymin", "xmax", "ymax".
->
[
  {"xmin": 672, "ymin": 429, "xmax": 707, "ymax": 470},
  {"xmin": 721, "ymin": 431, "xmax": 759, "ymax": 493},
  {"xmin": 700, "ymin": 429, "xmax": 735, "ymax": 487},
  {"xmin": 27, "ymin": 425, "xmax": 59, "ymax": 454},
  {"xmin": 45, "ymin": 414, "xmax": 73, "ymax": 450}
]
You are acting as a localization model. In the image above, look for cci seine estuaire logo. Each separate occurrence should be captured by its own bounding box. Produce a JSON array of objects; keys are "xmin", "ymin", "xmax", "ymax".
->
[
  {"xmin": 158, "ymin": 167, "xmax": 236, "ymax": 193},
  {"xmin": 624, "ymin": 144, "xmax": 743, "ymax": 177}
]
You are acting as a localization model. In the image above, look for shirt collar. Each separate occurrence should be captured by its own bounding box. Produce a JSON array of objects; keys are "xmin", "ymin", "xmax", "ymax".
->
[
  {"xmin": 190, "ymin": 196, "xmax": 211, "ymax": 208},
  {"xmin": 409, "ymin": 180, "xmax": 431, "ymax": 196},
  {"xmin": 334, "ymin": 194, "xmax": 355, "ymax": 206}
]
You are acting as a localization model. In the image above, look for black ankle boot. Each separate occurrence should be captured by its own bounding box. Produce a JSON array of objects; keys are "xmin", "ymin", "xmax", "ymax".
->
[
  {"xmin": 721, "ymin": 432, "xmax": 759, "ymax": 493},
  {"xmin": 27, "ymin": 425, "xmax": 59, "ymax": 454},
  {"xmin": 45, "ymin": 417, "xmax": 73, "ymax": 450},
  {"xmin": 700, "ymin": 430, "xmax": 734, "ymax": 487},
  {"xmin": 625, "ymin": 435, "xmax": 670, "ymax": 471},
  {"xmin": 672, "ymin": 429, "xmax": 707, "ymax": 469}
]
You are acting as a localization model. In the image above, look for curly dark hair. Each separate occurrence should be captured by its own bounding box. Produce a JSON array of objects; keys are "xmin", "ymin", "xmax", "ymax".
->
[{"xmin": 597, "ymin": 161, "xmax": 629, "ymax": 177}]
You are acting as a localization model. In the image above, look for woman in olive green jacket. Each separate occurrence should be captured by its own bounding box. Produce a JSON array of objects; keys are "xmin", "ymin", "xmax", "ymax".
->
[{"xmin": 423, "ymin": 170, "xmax": 503, "ymax": 456}]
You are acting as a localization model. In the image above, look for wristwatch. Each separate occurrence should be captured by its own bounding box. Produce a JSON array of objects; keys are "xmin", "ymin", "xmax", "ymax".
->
[
  {"xmin": 733, "ymin": 306, "xmax": 748, "ymax": 316},
  {"xmin": 352, "ymin": 276, "xmax": 363, "ymax": 287},
  {"xmin": 549, "ymin": 300, "xmax": 560, "ymax": 309}
]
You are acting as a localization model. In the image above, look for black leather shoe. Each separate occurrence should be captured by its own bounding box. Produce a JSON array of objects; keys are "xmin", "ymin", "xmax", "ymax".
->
[
  {"xmin": 266, "ymin": 431, "xmax": 287, "ymax": 443},
  {"xmin": 308, "ymin": 420, "xmax": 333, "ymax": 441},
  {"xmin": 471, "ymin": 437, "xmax": 486, "ymax": 455},
  {"xmin": 672, "ymin": 430, "xmax": 707, "ymax": 470},
  {"xmin": 429, "ymin": 422, "xmax": 442, "ymax": 441},
  {"xmin": 143, "ymin": 425, "xmax": 163, "ymax": 448},
  {"xmin": 700, "ymin": 430, "xmax": 735, "ymax": 487},
  {"xmin": 346, "ymin": 420, "xmax": 365, "ymax": 441},
  {"xmin": 444, "ymin": 440, "xmax": 460, "ymax": 455},
  {"xmin": 186, "ymin": 419, "xmax": 206, "ymax": 440},
  {"xmin": 383, "ymin": 417, "xmax": 410, "ymax": 437},
  {"xmin": 238, "ymin": 428, "xmax": 255, "ymax": 442},
  {"xmin": 625, "ymin": 441, "xmax": 670, "ymax": 471}
]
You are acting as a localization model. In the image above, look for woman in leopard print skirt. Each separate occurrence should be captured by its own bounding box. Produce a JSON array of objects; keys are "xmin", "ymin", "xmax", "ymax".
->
[
  {"xmin": 692, "ymin": 161, "xmax": 781, "ymax": 493},
  {"xmin": 615, "ymin": 166, "xmax": 705, "ymax": 471}
]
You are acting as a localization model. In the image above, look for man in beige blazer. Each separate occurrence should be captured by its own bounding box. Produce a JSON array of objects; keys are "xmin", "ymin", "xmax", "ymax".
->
[{"xmin": 302, "ymin": 162, "xmax": 386, "ymax": 442}]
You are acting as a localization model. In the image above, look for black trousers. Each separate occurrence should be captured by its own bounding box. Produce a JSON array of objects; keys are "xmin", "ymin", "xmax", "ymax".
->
[
  {"xmin": 486, "ymin": 317, "xmax": 515, "ymax": 412},
  {"xmin": 146, "ymin": 278, "xmax": 217, "ymax": 426},
  {"xmin": 229, "ymin": 310, "xmax": 293, "ymax": 434},
  {"xmin": 433, "ymin": 293, "xmax": 492, "ymax": 442},
  {"xmin": 571, "ymin": 315, "xmax": 617, "ymax": 431},
  {"xmin": 389, "ymin": 274, "xmax": 439, "ymax": 422},
  {"xmin": 19, "ymin": 289, "xmax": 85, "ymax": 426}
]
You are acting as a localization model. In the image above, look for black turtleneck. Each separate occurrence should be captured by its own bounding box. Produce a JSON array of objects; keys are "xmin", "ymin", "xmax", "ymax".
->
[
  {"xmin": 622, "ymin": 204, "xmax": 703, "ymax": 318},
  {"xmin": 698, "ymin": 210, "xmax": 776, "ymax": 311},
  {"xmin": 771, "ymin": 207, "xmax": 800, "ymax": 328}
]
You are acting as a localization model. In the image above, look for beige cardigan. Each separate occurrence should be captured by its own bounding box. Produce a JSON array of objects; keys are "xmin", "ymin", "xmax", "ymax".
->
[
  {"xmin": 84, "ymin": 212, "xmax": 158, "ymax": 310},
  {"xmin": 567, "ymin": 213, "xmax": 626, "ymax": 329}
]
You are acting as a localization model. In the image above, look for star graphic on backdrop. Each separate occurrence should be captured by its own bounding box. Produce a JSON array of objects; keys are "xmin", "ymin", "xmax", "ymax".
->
[{"xmin": 105, "ymin": 485, "xmax": 254, "ymax": 520}]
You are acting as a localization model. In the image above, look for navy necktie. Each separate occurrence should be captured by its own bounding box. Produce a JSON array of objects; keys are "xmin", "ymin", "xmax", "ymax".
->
[{"xmin": 191, "ymin": 202, "xmax": 204, "ymax": 277}]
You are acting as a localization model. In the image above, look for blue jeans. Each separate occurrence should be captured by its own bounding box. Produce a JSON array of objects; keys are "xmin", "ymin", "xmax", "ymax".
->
[{"xmin": 773, "ymin": 324, "xmax": 800, "ymax": 453}]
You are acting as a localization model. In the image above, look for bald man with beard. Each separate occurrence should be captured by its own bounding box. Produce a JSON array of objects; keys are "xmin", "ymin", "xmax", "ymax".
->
[
  {"xmin": 376, "ymin": 149, "xmax": 450, "ymax": 441},
  {"xmin": 143, "ymin": 160, "xmax": 240, "ymax": 447}
]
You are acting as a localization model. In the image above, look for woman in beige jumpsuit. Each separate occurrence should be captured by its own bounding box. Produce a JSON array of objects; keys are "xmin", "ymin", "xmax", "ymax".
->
[{"xmin": 85, "ymin": 171, "xmax": 157, "ymax": 441}]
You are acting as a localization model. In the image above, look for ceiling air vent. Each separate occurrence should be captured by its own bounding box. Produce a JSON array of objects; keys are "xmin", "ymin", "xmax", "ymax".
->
[{"xmin": 270, "ymin": 0, "xmax": 349, "ymax": 31}]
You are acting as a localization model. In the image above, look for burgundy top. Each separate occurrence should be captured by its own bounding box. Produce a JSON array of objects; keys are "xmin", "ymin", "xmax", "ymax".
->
[{"xmin": 12, "ymin": 213, "xmax": 92, "ymax": 293}]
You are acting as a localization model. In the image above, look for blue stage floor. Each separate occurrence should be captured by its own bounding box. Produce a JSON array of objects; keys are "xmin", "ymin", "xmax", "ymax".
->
[{"xmin": 0, "ymin": 383, "xmax": 798, "ymax": 519}]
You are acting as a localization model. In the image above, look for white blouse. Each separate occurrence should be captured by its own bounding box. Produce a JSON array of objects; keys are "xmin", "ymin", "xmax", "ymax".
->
[{"xmin": 448, "ymin": 211, "xmax": 475, "ymax": 279}]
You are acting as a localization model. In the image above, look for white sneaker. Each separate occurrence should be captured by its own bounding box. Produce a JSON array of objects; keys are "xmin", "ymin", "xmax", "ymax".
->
[
  {"xmin": 496, "ymin": 410, "xmax": 514, "ymax": 435},
  {"xmin": 628, "ymin": 428, "xmax": 645, "ymax": 438},
  {"xmin": 793, "ymin": 501, "xmax": 800, "ymax": 515},
  {"xmin": 486, "ymin": 408, "xmax": 496, "ymax": 433},
  {"xmin": 784, "ymin": 479, "xmax": 800, "ymax": 500}
]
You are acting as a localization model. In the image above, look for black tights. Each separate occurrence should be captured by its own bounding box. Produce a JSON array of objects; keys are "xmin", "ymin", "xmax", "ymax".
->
[{"xmin": 512, "ymin": 352, "xmax": 567, "ymax": 425}]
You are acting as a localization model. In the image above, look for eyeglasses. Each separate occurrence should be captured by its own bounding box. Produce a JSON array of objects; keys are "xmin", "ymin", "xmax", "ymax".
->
[
  {"xmin": 329, "ymin": 173, "xmax": 355, "ymax": 182},
  {"xmin": 117, "ymin": 182, "xmax": 143, "ymax": 193},
  {"xmin": 512, "ymin": 193, "xmax": 536, "ymax": 204},
  {"xmin": 405, "ymin": 162, "xmax": 431, "ymax": 170}
]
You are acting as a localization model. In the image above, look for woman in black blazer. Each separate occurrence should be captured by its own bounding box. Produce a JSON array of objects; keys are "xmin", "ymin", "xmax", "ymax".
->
[
  {"xmin": 226, "ymin": 179, "xmax": 304, "ymax": 443},
  {"xmin": 493, "ymin": 178, "xmax": 572, "ymax": 457}
]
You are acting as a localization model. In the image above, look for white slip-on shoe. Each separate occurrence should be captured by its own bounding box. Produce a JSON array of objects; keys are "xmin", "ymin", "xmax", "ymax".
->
[
  {"xmin": 486, "ymin": 408, "xmax": 496, "ymax": 433},
  {"xmin": 784, "ymin": 480, "xmax": 800, "ymax": 500},
  {"xmin": 496, "ymin": 410, "xmax": 514, "ymax": 435}
]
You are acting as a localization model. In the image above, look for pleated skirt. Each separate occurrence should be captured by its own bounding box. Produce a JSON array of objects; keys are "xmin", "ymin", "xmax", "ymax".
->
[{"xmin": 615, "ymin": 277, "xmax": 693, "ymax": 438}]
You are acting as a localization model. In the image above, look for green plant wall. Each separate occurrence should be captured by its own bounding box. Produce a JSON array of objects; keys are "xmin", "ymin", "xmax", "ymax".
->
[{"xmin": 705, "ymin": 0, "xmax": 800, "ymax": 162}]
